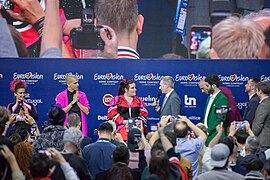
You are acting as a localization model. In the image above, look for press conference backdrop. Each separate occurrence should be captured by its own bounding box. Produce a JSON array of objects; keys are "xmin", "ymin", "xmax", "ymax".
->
[{"xmin": 0, "ymin": 59, "xmax": 269, "ymax": 140}]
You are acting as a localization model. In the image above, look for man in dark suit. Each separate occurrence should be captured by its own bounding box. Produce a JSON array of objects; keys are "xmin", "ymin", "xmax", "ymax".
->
[
  {"xmin": 243, "ymin": 77, "xmax": 260, "ymax": 126},
  {"xmin": 252, "ymin": 81, "xmax": 270, "ymax": 149},
  {"xmin": 203, "ymin": 74, "xmax": 228, "ymax": 146},
  {"xmin": 153, "ymin": 76, "xmax": 181, "ymax": 118}
]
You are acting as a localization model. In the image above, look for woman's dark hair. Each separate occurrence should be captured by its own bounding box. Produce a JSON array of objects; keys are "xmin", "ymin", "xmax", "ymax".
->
[
  {"xmin": 109, "ymin": 162, "xmax": 133, "ymax": 180},
  {"xmin": 246, "ymin": 159, "xmax": 264, "ymax": 172},
  {"xmin": 219, "ymin": 136, "xmax": 234, "ymax": 156},
  {"xmin": 118, "ymin": 79, "xmax": 134, "ymax": 95},
  {"xmin": 149, "ymin": 149, "xmax": 170, "ymax": 180},
  {"xmin": 30, "ymin": 154, "xmax": 50, "ymax": 178},
  {"xmin": 264, "ymin": 159, "xmax": 270, "ymax": 176},
  {"xmin": 48, "ymin": 106, "xmax": 66, "ymax": 125},
  {"xmin": 113, "ymin": 144, "xmax": 129, "ymax": 164}
]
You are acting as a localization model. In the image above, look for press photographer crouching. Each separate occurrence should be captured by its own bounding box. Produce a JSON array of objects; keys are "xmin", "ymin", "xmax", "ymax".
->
[{"xmin": 70, "ymin": 6, "xmax": 117, "ymax": 58}]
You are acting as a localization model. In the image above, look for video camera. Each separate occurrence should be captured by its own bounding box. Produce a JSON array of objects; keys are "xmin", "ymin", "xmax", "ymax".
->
[{"xmin": 70, "ymin": 7, "xmax": 110, "ymax": 50}]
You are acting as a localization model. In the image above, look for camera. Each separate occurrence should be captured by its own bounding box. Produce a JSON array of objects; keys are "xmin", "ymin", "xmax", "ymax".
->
[
  {"xmin": 215, "ymin": 106, "xmax": 230, "ymax": 115},
  {"xmin": 70, "ymin": 8, "xmax": 110, "ymax": 50}
]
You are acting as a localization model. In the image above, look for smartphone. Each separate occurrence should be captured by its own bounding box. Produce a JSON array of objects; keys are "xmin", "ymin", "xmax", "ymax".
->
[
  {"xmin": 134, "ymin": 119, "xmax": 141, "ymax": 128},
  {"xmin": 31, "ymin": 127, "xmax": 37, "ymax": 135},
  {"xmin": 234, "ymin": 121, "xmax": 246, "ymax": 129},
  {"xmin": 0, "ymin": 0, "xmax": 13, "ymax": 10},
  {"xmin": 134, "ymin": 134, "xmax": 142, "ymax": 144},
  {"xmin": 189, "ymin": 25, "xmax": 212, "ymax": 59},
  {"xmin": 150, "ymin": 124, "xmax": 158, "ymax": 132}
]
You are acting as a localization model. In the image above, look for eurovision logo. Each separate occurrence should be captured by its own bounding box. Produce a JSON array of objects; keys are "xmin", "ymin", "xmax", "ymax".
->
[
  {"xmin": 260, "ymin": 75, "xmax": 270, "ymax": 82},
  {"xmin": 94, "ymin": 72, "xmax": 124, "ymax": 85},
  {"xmin": 218, "ymin": 74, "xmax": 248, "ymax": 82},
  {"xmin": 175, "ymin": 73, "xmax": 204, "ymax": 82},
  {"xmin": 219, "ymin": 74, "xmax": 249, "ymax": 87},
  {"xmin": 53, "ymin": 72, "xmax": 84, "ymax": 85},
  {"xmin": 175, "ymin": 74, "xmax": 204, "ymax": 87},
  {"xmin": 13, "ymin": 72, "xmax": 43, "ymax": 85},
  {"xmin": 134, "ymin": 73, "xmax": 164, "ymax": 86}
]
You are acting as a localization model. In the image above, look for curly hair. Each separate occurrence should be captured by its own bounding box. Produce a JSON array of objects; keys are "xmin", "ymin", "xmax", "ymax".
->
[
  {"xmin": 10, "ymin": 79, "xmax": 27, "ymax": 93},
  {"xmin": 14, "ymin": 142, "xmax": 33, "ymax": 180}
]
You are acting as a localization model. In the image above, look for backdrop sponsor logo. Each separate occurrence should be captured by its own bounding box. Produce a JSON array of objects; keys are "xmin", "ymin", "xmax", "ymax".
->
[
  {"xmin": 134, "ymin": 73, "xmax": 164, "ymax": 86},
  {"xmin": 188, "ymin": 116, "xmax": 201, "ymax": 122},
  {"xmin": 0, "ymin": 73, "xmax": 3, "ymax": 79},
  {"xmin": 13, "ymin": 72, "xmax": 43, "ymax": 85},
  {"xmin": 97, "ymin": 115, "xmax": 108, "ymax": 121},
  {"xmin": 94, "ymin": 72, "xmax": 124, "ymax": 85},
  {"xmin": 24, "ymin": 93, "xmax": 43, "ymax": 106},
  {"xmin": 184, "ymin": 95, "xmax": 196, "ymax": 108},
  {"xmin": 140, "ymin": 95, "xmax": 156, "ymax": 107},
  {"xmin": 219, "ymin": 74, "xmax": 249, "ymax": 87},
  {"xmin": 103, "ymin": 94, "xmax": 114, "ymax": 106},
  {"xmin": 175, "ymin": 74, "xmax": 204, "ymax": 86},
  {"xmin": 260, "ymin": 75, "xmax": 270, "ymax": 82},
  {"xmin": 53, "ymin": 72, "xmax": 84, "ymax": 85}
]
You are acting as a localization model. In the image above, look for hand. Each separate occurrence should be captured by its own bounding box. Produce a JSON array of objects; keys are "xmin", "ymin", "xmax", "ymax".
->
[
  {"xmin": 71, "ymin": 92, "xmax": 78, "ymax": 105},
  {"xmin": 8, "ymin": 114, "xmax": 17, "ymax": 125},
  {"xmin": 47, "ymin": 148, "xmax": 66, "ymax": 164},
  {"xmin": 216, "ymin": 121, "xmax": 224, "ymax": 134},
  {"xmin": 158, "ymin": 121, "xmax": 165, "ymax": 135},
  {"xmin": 152, "ymin": 99, "xmax": 159, "ymax": 108},
  {"xmin": 160, "ymin": 116, "xmax": 170, "ymax": 127},
  {"xmin": 99, "ymin": 25, "xmax": 118, "ymax": 58},
  {"xmin": 25, "ymin": 114, "xmax": 35, "ymax": 125},
  {"xmin": 178, "ymin": 115, "xmax": 190, "ymax": 123},
  {"xmin": 1, "ymin": 145, "xmax": 16, "ymax": 165},
  {"xmin": 244, "ymin": 120, "xmax": 251, "ymax": 131},
  {"xmin": 7, "ymin": 0, "xmax": 45, "ymax": 25},
  {"xmin": 114, "ymin": 133, "xmax": 124, "ymax": 142},
  {"xmin": 229, "ymin": 121, "xmax": 237, "ymax": 136},
  {"xmin": 122, "ymin": 120, "xmax": 128, "ymax": 125}
]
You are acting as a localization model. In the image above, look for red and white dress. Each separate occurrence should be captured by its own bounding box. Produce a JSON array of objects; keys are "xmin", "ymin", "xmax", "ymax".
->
[{"xmin": 108, "ymin": 95, "xmax": 148, "ymax": 140}]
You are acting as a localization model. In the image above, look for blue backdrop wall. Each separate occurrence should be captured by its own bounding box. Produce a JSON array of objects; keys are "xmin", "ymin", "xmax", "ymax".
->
[{"xmin": 0, "ymin": 59, "xmax": 270, "ymax": 140}]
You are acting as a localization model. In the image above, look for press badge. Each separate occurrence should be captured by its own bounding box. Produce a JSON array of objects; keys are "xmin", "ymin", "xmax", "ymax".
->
[{"xmin": 174, "ymin": 0, "xmax": 188, "ymax": 35}]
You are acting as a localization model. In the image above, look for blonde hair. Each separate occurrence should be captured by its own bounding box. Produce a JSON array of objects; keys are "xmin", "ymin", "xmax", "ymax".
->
[
  {"xmin": 213, "ymin": 16, "xmax": 264, "ymax": 59},
  {"xmin": 65, "ymin": 73, "xmax": 78, "ymax": 85}
]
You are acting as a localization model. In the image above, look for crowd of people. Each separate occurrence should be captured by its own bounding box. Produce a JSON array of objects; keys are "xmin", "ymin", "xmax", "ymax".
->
[{"xmin": 0, "ymin": 72, "xmax": 270, "ymax": 180}]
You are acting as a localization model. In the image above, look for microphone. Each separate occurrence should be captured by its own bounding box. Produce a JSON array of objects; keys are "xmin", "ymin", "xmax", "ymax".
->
[{"xmin": 156, "ymin": 91, "xmax": 162, "ymax": 102}]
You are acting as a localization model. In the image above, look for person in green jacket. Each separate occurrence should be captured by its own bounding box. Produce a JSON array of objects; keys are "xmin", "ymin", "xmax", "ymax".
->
[{"xmin": 203, "ymin": 74, "xmax": 228, "ymax": 146}]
